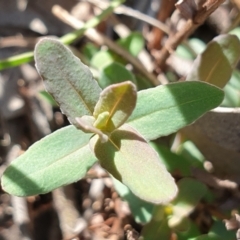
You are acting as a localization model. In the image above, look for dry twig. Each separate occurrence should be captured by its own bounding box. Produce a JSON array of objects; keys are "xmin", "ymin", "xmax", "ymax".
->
[
  {"xmin": 157, "ymin": 0, "xmax": 226, "ymax": 68},
  {"xmin": 52, "ymin": 5, "xmax": 160, "ymax": 86},
  {"xmin": 84, "ymin": 0, "xmax": 170, "ymax": 34}
]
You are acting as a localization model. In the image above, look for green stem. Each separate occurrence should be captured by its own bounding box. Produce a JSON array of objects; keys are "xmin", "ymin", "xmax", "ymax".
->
[{"xmin": 0, "ymin": 0, "xmax": 124, "ymax": 71}]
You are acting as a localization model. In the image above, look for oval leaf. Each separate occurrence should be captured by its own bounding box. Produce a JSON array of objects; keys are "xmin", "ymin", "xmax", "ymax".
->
[
  {"xmin": 112, "ymin": 177, "xmax": 154, "ymax": 224},
  {"xmin": 140, "ymin": 205, "xmax": 171, "ymax": 240},
  {"xmin": 90, "ymin": 124, "xmax": 177, "ymax": 204},
  {"xmin": 186, "ymin": 34, "xmax": 240, "ymax": 88},
  {"xmin": 213, "ymin": 34, "xmax": 240, "ymax": 68},
  {"xmin": 169, "ymin": 178, "xmax": 207, "ymax": 228},
  {"xmin": 2, "ymin": 126, "xmax": 97, "ymax": 196},
  {"xmin": 127, "ymin": 81, "xmax": 224, "ymax": 141},
  {"xmin": 117, "ymin": 32, "xmax": 144, "ymax": 57},
  {"xmin": 99, "ymin": 62, "xmax": 136, "ymax": 89},
  {"xmin": 91, "ymin": 50, "xmax": 115, "ymax": 70},
  {"xmin": 221, "ymin": 69, "xmax": 240, "ymax": 107},
  {"xmin": 34, "ymin": 38, "xmax": 102, "ymax": 126},
  {"xmin": 93, "ymin": 81, "xmax": 137, "ymax": 132},
  {"xmin": 186, "ymin": 41, "xmax": 231, "ymax": 88}
]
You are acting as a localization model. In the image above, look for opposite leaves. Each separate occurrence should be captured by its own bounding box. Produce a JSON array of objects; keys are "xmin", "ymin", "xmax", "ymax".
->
[{"xmin": 1, "ymin": 38, "xmax": 225, "ymax": 205}]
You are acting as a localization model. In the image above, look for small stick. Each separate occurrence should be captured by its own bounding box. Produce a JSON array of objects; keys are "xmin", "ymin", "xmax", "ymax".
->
[
  {"xmin": 157, "ymin": 0, "xmax": 226, "ymax": 68},
  {"xmin": 52, "ymin": 5, "xmax": 161, "ymax": 86},
  {"xmin": 85, "ymin": 0, "xmax": 170, "ymax": 34}
]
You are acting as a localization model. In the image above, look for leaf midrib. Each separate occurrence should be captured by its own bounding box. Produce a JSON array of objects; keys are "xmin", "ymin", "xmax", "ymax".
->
[
  {"xmin": 106, "ymin": 89, "xmax": 128, "ymax": 127},
  {"xmin": 56, "ymin": 62, "xmax": 93, "ymax": 115},
  {"xmin": 204, "ymin": 58, "xmax": 221, "ymax": 83},
  {"xmin": 13, "ymin": 142, "xmax": 93, "ymax": 183}
]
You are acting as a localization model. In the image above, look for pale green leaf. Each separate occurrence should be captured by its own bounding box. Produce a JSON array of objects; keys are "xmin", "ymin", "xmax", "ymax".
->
[
  {"xmin": 213, "ymin": 34, "xmax": 240, "ymax": 68},
  {"xmin": 99, "ymin": 62, "xmax": 136, "ymax": 88},
  {"xmin": 34, "ymin": 38, "xmax": 102, "ymax": 127},
  {"xmin": 209, "ymin": 220, "xmax": 236, "ymax": 239},
  {"xmin": 38, "ymin": 90, "xmax": 58, "ymax": 107},
  {"xmin": 172, "ymin": 178, "xmax": 207, "ymax": 213},
  {"xmin": 91, "ymin": 32, "xmax": 144, "ymax": 70},
  {"xmin": 186, "ymin": 42, "xmax": 231, "ymax": 88},
  {"xmin": 150, "ymin": 143, "xmax": 192, "ymax": 176},
  {"xmin": 127, "ymin": 81, "xmax": 224, "ymax": 141},
  {"xmin": 177, "ymin": 221, "xmax": 200, "ymax": 240},
  {"xmin": 117, "ymin": 32, "xmax": 144, "ymax": 57},
  {"xmin": 140, "ymin": 219, "xmax": 171, "ymax": 240},
  {"xmin": 177, "ymin": 140, "xmax": 205, "ymax": 166},
  {"xmin": 176, "ymin": 44, "xmax": 194, "ymax": 60},
  {"xmin": 90, "ymin": 124, "xmax": 177, "ymax": 204},
  {"xmin": 189, "ymin": 38, "xmax": 206, "ymax": 55},
  {"xmin": 189, "ymin": 234, "xmax": 223, "ymax": 240},
  {"xmin": 113, "ymin": 177, "xmax": 154, "ymax": 224},
  {"xmin": 186, "ymin": 34, "xmax": 240, "ymax": 88},
  {"xmin": 0, "ymin": 52, "xmax": 34, "ymax": 71},
  {"xmin": 140, "ymin": 206, "xmax": 171, "ymax": 240},
  {"xmin": 91, "ymin": 50, "xmax": 115, "ymax": 70},
  {"xmin": 169, "ymin": 178, "xmax": 207, "ymax": 229},
  {"xmin": 221, "ymin": 70, "xmax": 240, "ymax": 107},
  {"xmin": 2, "ymin": 126, "xmax": 97, "ymax": 196},
  {"xmin": 230, "ymin": 27, "xmax": 240, "ymax": 40},
  {"xmin": 93, "ymin": 81, "xmax": 137, "ymax": 132},
  {"xmin": 81, "ymin": 43, "xmax": 99, "ymax": 62}
]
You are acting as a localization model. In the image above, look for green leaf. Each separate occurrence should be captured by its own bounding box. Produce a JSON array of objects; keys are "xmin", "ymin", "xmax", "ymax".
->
[
  {"xmin": 136, "ymin": 75, "xmax": 153, "ymax": 90},
  {"xmin": 2, "ymin": 126, "xmax": 97, "ymax": 196},
  {"xmin": 189, "ymin": 234, "xmax": 223, "ymax": 240},
  {"xmin": 210, "ymin": 220, "xmax": 236, "ymax": 239},
  {"xmin": 91, "ymin": 32, "xmax": 144, "ymax": 70},
  {"xmin": 81, "ymin": 43, "xmax": 99, "ymax": 62},
  {"xmin": 140, "ymin": 218, "xmax": 171, "ymax": 240},
  {"xmin": 90, "ymin": 124, "xmax": 177, "ymax": 204},
  {"xmin": 177, "ymin": 221, "xmax": 201, "ymax": 240},
  {"xmin": 93, "ymin": 81, "xmax": 137, "ymax": 132},
  {"xmin": 150, "ymin": 143, "xmax": 192, "ymax": 176},
  {"xmin": 91, "ymin": 50, "xmax": 115, "ymax": 70},
  {"xmin": 176, "ymin": 44, "xmax": 194, "ymax": 60},
  {"xmin": 0, "ymin": 52, "xmax": 34, "ymax": 71},
  {"xmin": 99, "ymin": 62, "xmax": 136, "ymax": 88},
  {"xmin": 38, "ymin": 90, "xmax": 58, "ymax": 107},
  {"xmin": 213, "ymin": 34, "xmax": 240, "ymax": 68},
  {"xmin": 117, "ymin": 32, "xmax": 144, "ymax": 57},
  {"xmin": 230, "ymin": 27, "xmax": 240, "ymax": 40},
  {"xmin": 34, "ymin": 38, "xmax": 102, "ymax": 127},
  {"xmin": 189, "ymin": 38, "xmax": 206, "ymax": 55},
  {"xmin": 140, "ymin": 206, "xmax": 171, "ymax": 240},
  {"xmin": 175, "ymin": 39, "xmax": 206, "ymax": 60},
  {"xmin": 186, "ymin": 42, "xmax": 231, "ymax": 88},
  {"xmin": 221, "ymin": 70, "xmax": 240, "ymax": 107},
  {"xmin": 169, "ymin": 178, "xmax": 207, "ymax": 229},
  {"xmin": 177, "ymin": 140, "xmax": 205, "ymax": 168},
  {"xmin": 127, "ymin": 81, "xmax": 224, "ymax": 141},
  {"xmin": 112, "ymin": 177, "xmax": 154, "ymax": 224},
  {"xmin": 186, "ymin": 34, "xmax": 240, "ymax": 88}
]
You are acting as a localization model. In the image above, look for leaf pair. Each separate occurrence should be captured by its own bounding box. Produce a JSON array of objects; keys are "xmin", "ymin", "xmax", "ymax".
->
[{"xmin": 36, "ymin": 40, "xmax": 177, "ymax": 203}]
